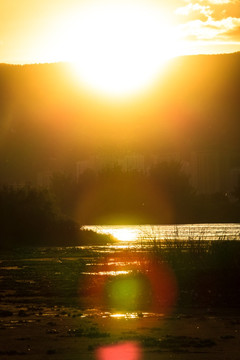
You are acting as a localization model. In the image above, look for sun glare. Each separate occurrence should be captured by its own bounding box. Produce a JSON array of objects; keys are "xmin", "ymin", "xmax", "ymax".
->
[
  {"xmin": 65, "ymin": 0, "xmax": 177, "ymax": 98},
  {"xmin": 100, "ymin": 228, "xmax": 138, "ymax": 241},
  {"xmin": 110, "ymin": 229, "xmax": 138, "ymax": 241}
]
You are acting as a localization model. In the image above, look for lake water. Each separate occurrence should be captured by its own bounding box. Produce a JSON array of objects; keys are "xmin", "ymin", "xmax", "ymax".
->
[
  {"xmin": 1, "ymin": 223, "xmax": 240, "ymax": 318},
  {"xmin": 83, "ymin": 223, "xmax": 240, "ymax": 243}
]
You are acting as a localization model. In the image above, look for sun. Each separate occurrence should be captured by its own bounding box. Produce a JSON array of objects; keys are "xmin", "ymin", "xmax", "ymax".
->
[{"xmin": 65, "ymin": 0, "xmax": 177, "ymax": 98}]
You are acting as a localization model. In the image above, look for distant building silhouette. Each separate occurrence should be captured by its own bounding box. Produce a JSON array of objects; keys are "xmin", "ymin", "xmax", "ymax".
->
[
  {"xmin": 189, "ymin": 151, "xmax": 230, "ymax": 194},
  {"xmin": 119, "ymin": 153, "xmax": 145, "ymax": 173},
  {"xmin": 230, "ymin": 167, "xmax": 240, "ymax": 191},
  {"xmin": 74, "ymin": 150, "xmax": 236, "ymax": 195},
  {"xmin": 37, "ymin": 157, "xmax": 57, "ymax": 187},
  {"xmin": 76, "ymin": 153, "xmax": 145, "ymax": 181},
  {"xmin": 37, "ymin": 171, "xmax": 52, "ymax": 187}
]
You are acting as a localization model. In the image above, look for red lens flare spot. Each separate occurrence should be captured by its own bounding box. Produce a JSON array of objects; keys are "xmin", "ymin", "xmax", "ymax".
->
[
  {"xmin": 96, "ymin": 342, "xmax": 141, "ymax": 360},
  {"xmin": 147, "ymin": 259, "xmax": 178, "ymax": 314}
]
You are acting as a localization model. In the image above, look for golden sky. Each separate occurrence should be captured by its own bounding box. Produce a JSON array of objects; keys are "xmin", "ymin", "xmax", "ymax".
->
[{"xmin": 0, "ymin": 0, "xmax": 239, "ymax": 65}]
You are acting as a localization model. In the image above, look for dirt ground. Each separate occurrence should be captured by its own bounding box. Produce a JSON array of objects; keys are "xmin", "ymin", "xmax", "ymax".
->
[
  {"xmin": 1, "ymin": 301, "xmax": 240, "ymax": 360},
  {"xmin": 1, "ymin": 245, "xmax": 240, "ymax": 359}
]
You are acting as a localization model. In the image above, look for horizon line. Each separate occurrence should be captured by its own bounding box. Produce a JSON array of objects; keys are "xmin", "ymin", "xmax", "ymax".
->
[{"xmin": 1, "ymin": 50, "xmax": 240, "ymax": 66}]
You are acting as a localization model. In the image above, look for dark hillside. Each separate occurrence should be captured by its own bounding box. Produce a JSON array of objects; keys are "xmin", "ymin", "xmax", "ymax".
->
[{"xmin": 0, "ymin": 52, "xmax": 239, "ymax": 183}]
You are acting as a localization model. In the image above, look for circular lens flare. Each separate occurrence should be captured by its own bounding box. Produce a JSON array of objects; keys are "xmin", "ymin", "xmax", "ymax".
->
[
  {"xmin": 80, "ymin": 253, "xmax": 178, "ymax": 314},
  {"xmin": 96, "ymin": 342, "xmax": 141, "ymax": 360}
]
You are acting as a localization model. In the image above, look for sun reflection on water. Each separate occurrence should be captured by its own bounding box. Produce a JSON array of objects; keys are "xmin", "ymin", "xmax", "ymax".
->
[
  {"xmin": 81, "ymin": 270, "xmax": 130, "ymax": 276},
  {"xmin": 103, "ymin": 228, "xmax": 139, "ymax": 241},
  {"xmin": 85, "ymin": 226, "xmax": 140, "ymax": 242},
  {"xmin": 80, "ymin": 311, "xmax": 157, "ymax": 319},
  {"xmin": 109, "ymin": 313, "xmax": 144, "ymax": 319}
]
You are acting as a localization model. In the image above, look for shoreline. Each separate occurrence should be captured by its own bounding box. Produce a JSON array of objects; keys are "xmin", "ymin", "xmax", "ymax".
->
[{"xmin": 1, "ymin": 300, "xmax": 240, "ymax": 359}]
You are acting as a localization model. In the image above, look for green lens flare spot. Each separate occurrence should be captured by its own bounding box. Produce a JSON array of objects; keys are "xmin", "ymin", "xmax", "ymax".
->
[{"xmin": 106, "ymin": 274, "xmax": 151, "ymax": 311}]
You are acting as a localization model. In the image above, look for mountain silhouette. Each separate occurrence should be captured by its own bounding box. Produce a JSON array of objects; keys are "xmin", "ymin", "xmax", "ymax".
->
[{"xmin": 0, "ymin": 52, "xmax": 239, "ymax": 184}]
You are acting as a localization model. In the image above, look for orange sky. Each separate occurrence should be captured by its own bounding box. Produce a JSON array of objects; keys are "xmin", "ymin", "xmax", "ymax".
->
[{"xmin": 0, "ymin": 0, "xmax": 240, "ymax": 65}]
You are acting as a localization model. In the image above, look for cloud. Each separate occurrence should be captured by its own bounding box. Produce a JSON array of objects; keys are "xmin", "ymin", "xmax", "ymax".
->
[
  {"xmin": 175, "ymin": 3, "xmax": 213, "ymax": 20},
  {"xmin": 205, "ymin": 0, "xmax": 240, "ymax": 20},
  {"xmin": 183, "ymin": 0, "xmax": 236, "ymax": 4},
  {"xmin": 207, "ymin": 0, "xmax": 235, "ymax": 4},
  {"xmin": 221, "ymin": 23, "xmax": 240, "ymax": 40},
  {"xmin": 176, "ymin": 0, "xmax": 240, "ymax": 22},
  {"xmin": 179, "ymin": 16, "xmax": 240, "ymax": 41},
  {"xmin": 175, "ymin": 0, "xmax": 240, "ymax": 44},
  {"xmin": 179, "ymin": 19, "xmax": 219, "ymax": 40}
]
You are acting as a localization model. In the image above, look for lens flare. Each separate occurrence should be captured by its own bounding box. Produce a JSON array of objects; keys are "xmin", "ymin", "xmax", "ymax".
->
[
  {"xmin": 79, "ymin": 253, "xmax": 178, "ymax": 314},
  {"xmin": 96, "ymin": 342, "xmax": 141, "ymax": 360},
  {"xmin": 105, "ymin": 274, "xmax": 151, "ymax": 311}
]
